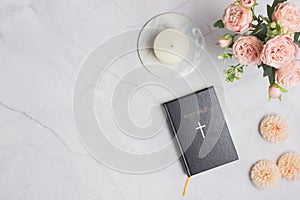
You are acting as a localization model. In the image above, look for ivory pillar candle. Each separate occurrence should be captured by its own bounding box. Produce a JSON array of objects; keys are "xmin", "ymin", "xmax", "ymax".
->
[{"xmin": 153, "ymin": 28, "xmax": 190, "ymax": 64}]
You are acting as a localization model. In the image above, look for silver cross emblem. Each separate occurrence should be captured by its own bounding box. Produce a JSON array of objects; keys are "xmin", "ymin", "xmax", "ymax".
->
[{"xmin": 195, "ymin": 122, "xmax": 206, "ymax": 139}]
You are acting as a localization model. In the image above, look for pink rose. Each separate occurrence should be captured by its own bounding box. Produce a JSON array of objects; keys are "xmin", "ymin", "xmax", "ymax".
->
[
  {"xmin": 269, "ymin": 85, "xmax": 281, "ymax": 99},
  {"xmin": 233, "ymin": 36, "xmax": 263, "ymax": 66},
  {"xmin": 261, "ymin": 36, "xmax": 298, "ymax": 69},
  {"xmin": 222, "ymin": 3, "xmax": 253, "ymax": 34},
  {"xmin": 276, "ymin": 60, "xmax": 300, "ymax": 88},
  {"xmin": 240, "ymin": 0, "xmax": 256, "ymax": 8},
  {"xmin": 218, "ymin": 34, "xmax": 233, "ymax": 48},
  {"xmin": 272, "ymin": 2, "xmax": 300, "ymax": 33}
]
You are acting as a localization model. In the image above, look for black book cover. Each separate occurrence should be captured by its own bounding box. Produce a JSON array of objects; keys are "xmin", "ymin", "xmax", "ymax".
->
[{"xmin": 163, "ymin": 86, "xmax": 238, "ymax": 176}]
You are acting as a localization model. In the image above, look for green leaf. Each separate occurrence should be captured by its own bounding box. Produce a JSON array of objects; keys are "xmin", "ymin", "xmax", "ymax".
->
[
  {"xmin": 280, "ymin": 87, "xmax": 288, "ymax": 93},
  {"xmin": 213, "ymin": 19, "xmax": 224, "ymax": 28},
  {"xmin": 272, "ymin": 84, "xmax": 280, "ymax": 88},
  {"xmin": 261, "ymin": 64, "xmax": 276, "ymax": 84},
  {"xmin": 251, "ymin": 8, "xmax": 258, "ymax": 21},
  {"xmin": 267, "ymin": 5, "xmax": 272, "ymax": 20},
  {"xmin": 294, "ymin": 32, "xmax": 300, "ymax": 48},
  {"xmin": 237, "ymin": 66, "xmax": 244, "ymax": 73},
  {"xmin": 272, "ymin": 83, "xmax": 288, "ymax": 92},
  {"xmin": 251, "ymin": 23, "xmax": 268, "ymax": 41},
  {"xmin": 224, "ymin": 65, "xmax": 244, "ymax": 83},
  {"xmin": 262, "ymin": 16, "xmax": 271, "ymax": 23},
  {"xmin": 272, "ymin": 0, "xmax": 287, "ymax": 8},
  {"xmin": 234, "ymin": 1, "xmax": 241, "ymax": 6},
  {"xmin": 257, "ymin": 64, "xmax": 263, "ymax": 69}
]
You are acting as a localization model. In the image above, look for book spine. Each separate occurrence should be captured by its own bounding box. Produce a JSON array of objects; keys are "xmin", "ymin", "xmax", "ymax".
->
[{"xmin": 163, "ymin": 104, "xmax": 191, "ymax": 177}]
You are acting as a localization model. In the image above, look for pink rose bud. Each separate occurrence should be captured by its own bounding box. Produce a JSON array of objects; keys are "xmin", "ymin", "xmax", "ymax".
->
[
  {"xmin": 269, "ymin": 85, "xmax": 281, "ymax": 100},
  {"xmin": 240, "ymin": 0, "xmax": 256, "ymax": 8},
  {"xmin": 218, "ymin": 34, "xmax": 233, "ymax": 48}
]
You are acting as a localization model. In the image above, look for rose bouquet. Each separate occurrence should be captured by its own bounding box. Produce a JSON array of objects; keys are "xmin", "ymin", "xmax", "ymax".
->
[{"xmin": 214, "ymin": 0, "xmax": 300, "ymax": 100}]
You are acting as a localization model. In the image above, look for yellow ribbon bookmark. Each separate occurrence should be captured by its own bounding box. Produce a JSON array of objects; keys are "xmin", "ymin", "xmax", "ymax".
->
[{"xmin": 182, "ymin": 176, "xmax": 191, "ymax": 196}]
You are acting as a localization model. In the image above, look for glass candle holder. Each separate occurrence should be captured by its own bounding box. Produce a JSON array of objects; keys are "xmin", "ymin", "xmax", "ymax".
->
[{"xmin": 137, "ymin": 12, "xmax": 205, "ymax": 79}]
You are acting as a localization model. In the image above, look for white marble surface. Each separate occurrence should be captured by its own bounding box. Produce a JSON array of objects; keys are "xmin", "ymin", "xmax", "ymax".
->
[{"xmin": 0, "ymin": 0, "xmax": 300, "ymax": 199}]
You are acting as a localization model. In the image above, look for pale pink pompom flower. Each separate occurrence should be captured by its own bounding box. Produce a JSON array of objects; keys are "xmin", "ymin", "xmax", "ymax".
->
[{"xmin": 251, "ymin": 160, "xmax": 281, "ymax": 190}]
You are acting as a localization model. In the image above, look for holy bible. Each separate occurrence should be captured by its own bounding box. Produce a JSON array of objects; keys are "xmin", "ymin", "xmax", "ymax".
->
[{"xmin": 163, "ymin": 86, "xmax": 238, "ymax": 194}]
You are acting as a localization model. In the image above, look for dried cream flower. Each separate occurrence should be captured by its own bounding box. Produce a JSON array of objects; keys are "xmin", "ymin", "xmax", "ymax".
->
[
  {"xmin": 260, "ymin": 115, "xmax": 289, "ymax": 143},
  {"xmin": 277, "ymin": 152, "xmax": 300, "ymax": 181},
  {"xmin": 251, "ymin": 160, "xmax": 281, "ymax": 189}
]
